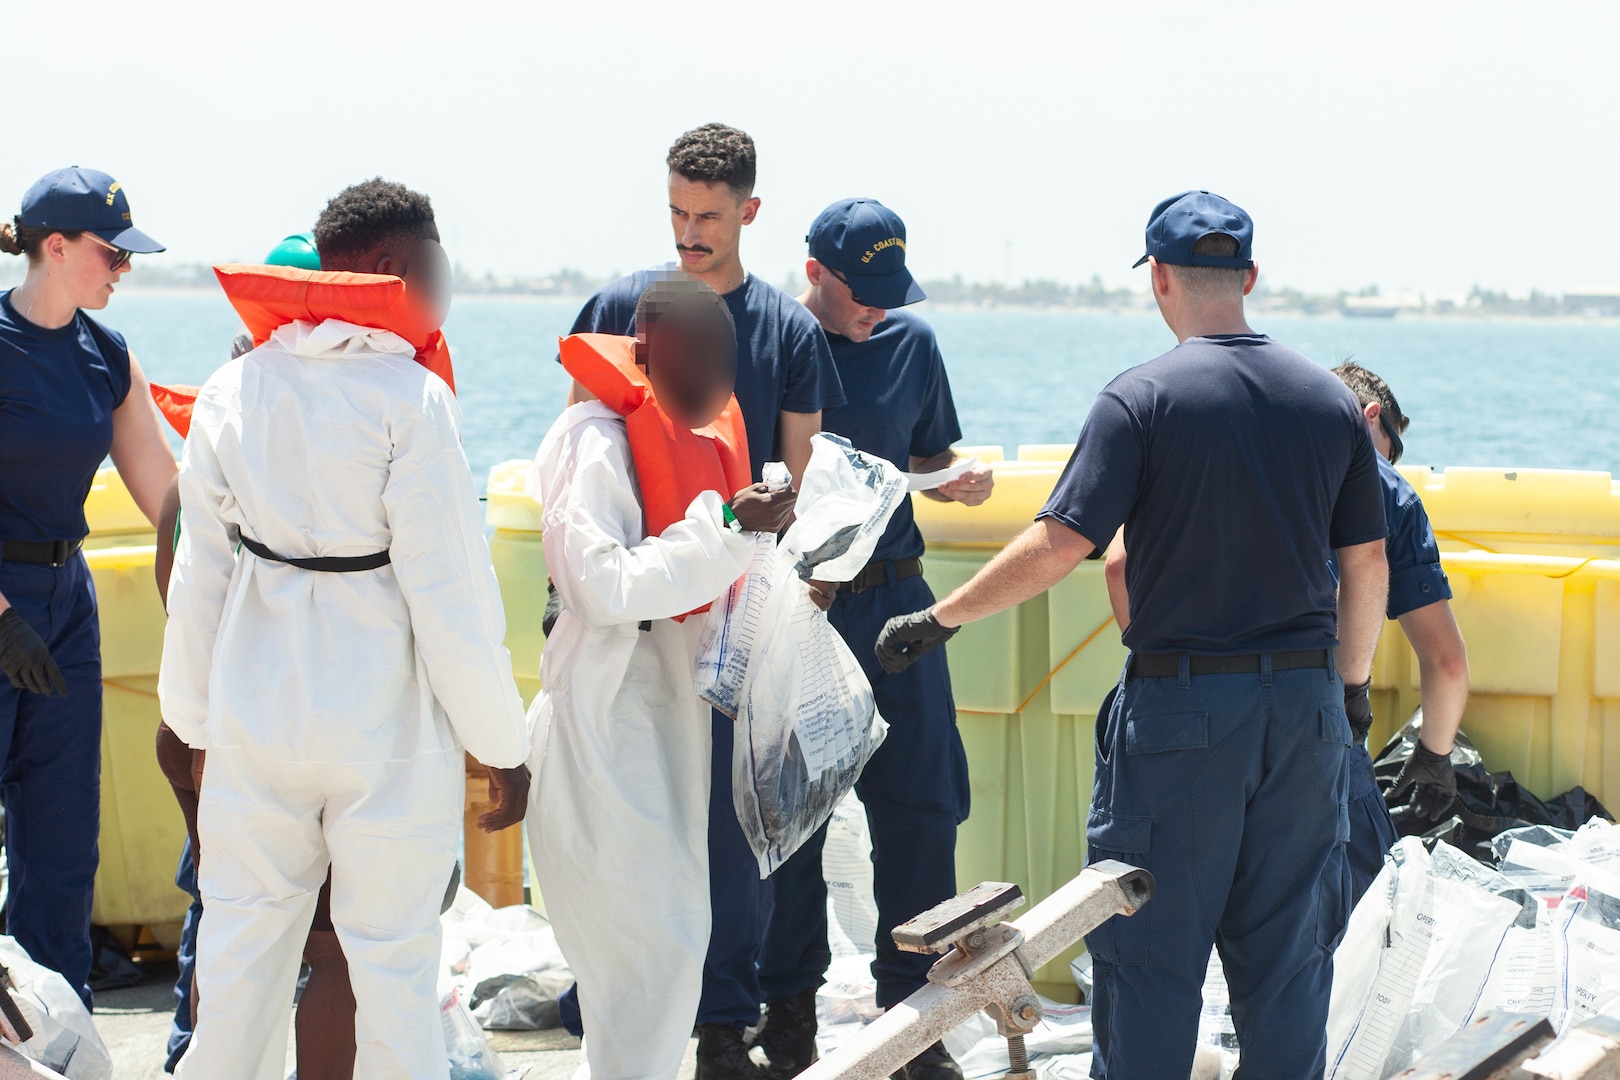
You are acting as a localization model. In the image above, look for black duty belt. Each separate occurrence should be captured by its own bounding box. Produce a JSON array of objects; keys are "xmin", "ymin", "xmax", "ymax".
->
[
  {"xmin": 240, "ymin": 535, "xmax": 391, "ymax": 573},
  {"xmin": 0, "ymin": 538, "xmax": 85, "ymax": 567},
  {"xmin": 1127, "ymin": 649, "xmax": 1330, "ymax": 679},
  {"xmin": 844, "ymin": 556, "xmax": 923, "ymax": 596}
]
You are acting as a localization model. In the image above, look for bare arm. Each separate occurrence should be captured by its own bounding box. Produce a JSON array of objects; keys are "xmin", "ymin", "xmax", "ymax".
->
[
  {"xmin": 110, "ymin": 355, "xmax": 179, "ymax": 527},
  {"xmin": 1396, "ymin": 600, "xmax": 1468, "ymax": 754},
  {"xmin": 1103, "ymin": 528, "xmax": 1130, "ymax": 630},
  {"xmin": 1334, "ymin": 538, "xmax": 1389, "ymax": 686},
  {"xmin": 154, "ymin": 475, "xmax": 181, "ymax": 610},
  {"xmin": 933, "ymin": 518, "xmax": 1095, "ymax": 628},
  {"xmin": 567, "ymin": 378, "xmax": 598, "ymax": 406},
  {"xmin": 778, "ymin": 409, "xmax": 821, "ymax": 489}
]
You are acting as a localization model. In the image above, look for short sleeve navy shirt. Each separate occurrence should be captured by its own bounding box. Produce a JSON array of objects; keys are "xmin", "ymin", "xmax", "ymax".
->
[
  {"xmin": 0, "ymin": 289, "xmax": 132, "ymax": 541},
  {"xmin": 819, "ymin": 309, "xmax": 963, "ymax": 562},
  {"xmin": 1038, "ymin": 334, "xmax": 1387, "ymax": 655},
  {"xmin": 565, "ymin": 267, "xmax": 845, "ymax": 481},
  {"xmin": 1377, "ymin": 458, "xmax": 1452, "ymax": 619}
]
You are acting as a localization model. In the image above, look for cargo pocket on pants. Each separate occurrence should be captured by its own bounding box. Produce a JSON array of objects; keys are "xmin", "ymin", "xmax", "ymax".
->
[
  {"xmin": 1085, "ymin": 808, "xmax": 1152, "ymax": 967},
  {"xmin": 1314, "ymin": 835, "xmax": 1352, "ymax": 953}
]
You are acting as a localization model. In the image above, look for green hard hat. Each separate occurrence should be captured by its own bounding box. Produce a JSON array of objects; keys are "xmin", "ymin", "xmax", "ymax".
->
[{"xmin": 264, "ymin": 232, "xmax": 321, "ymax": 270}]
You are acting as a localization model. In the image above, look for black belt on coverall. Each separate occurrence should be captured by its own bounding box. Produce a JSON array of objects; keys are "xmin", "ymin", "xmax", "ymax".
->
[
  {"xmin": 0, "ymin": 538, "xmax": 84, "ymax": 567},
  {"xmin": 843, "ymin": 556, "xmax": 923, "ymax": 595},
  {"xmin": 1127, "ymin": 648, "xmax": 1330, "ymax": 679},
  {"xmin": 240, "ymin": 535, "xmax": 391, "ymax": 573}
]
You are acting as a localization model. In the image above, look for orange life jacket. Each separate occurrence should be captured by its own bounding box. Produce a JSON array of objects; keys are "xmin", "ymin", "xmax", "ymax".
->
[
  {"xmin": 150, "ymin": 263, "xmax": 457, "ymax": 437},
  {"xmin": 559, "ymin": 332, "xmax": 752, "ymax": 617}
]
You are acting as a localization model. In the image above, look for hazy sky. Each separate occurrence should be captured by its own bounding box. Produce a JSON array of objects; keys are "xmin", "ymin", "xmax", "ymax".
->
[{"xmin": 11, "ymin": 0, "xmax": 1616, "ymax": 296}]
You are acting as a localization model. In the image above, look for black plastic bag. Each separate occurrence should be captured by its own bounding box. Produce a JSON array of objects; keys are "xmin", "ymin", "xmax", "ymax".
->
[{"xmin": 1373, "ymin": 713, "xmax": 1613, "ymax": 864}]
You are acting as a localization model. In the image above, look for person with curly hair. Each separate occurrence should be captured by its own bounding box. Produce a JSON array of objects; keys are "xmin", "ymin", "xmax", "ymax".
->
[{"xmin": 160, "ymin": 178, "xmax": 531, "ymax": 1080}]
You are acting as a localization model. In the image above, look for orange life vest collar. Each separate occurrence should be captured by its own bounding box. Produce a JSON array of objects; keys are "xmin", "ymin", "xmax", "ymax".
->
[
  {"xmin": 559, "ymin": 332, "xmax": 751, "ymax": 617},
  {"xmin": 150, "ymin": 264, "xmax": 457, "ymax": 438}
]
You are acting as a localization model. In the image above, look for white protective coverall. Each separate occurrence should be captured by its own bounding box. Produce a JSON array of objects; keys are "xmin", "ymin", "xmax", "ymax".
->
[
  {"xmin": 159, "ymin": 318, "xmax": 530, "ymax": 1080},
  {"xmin": 526, "ymin": 401, "xmax": 755, "ymax": 1080}
]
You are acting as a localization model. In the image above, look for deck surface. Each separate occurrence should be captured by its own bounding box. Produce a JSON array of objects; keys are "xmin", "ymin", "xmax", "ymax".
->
[{"xmin": 90, "ymin": 963, "xmax": 700, "ymax": 1080}]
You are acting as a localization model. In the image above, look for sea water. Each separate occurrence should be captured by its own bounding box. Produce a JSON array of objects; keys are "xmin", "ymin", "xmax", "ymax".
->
[{"xmin": 104, "ymin": 292, "xmax": 1620, "ymax": 489}]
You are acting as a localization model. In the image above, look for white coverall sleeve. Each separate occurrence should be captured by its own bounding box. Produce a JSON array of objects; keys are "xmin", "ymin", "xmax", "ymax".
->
[
  {"xmin": 157, "ymin": 390, "xmax": 238, "ymax": 750},
  {"xmin": 542, "ymin": 417, "xmax": 755, "ymax": 628},
  {"xmin": 382, "ymin": 382, "xmax": 529, "ymax": 769}
]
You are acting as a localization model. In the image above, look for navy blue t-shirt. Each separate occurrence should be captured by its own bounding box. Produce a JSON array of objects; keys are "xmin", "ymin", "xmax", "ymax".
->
[
  {"xmin": 1328, "ymin": 457, "xmax": 1452, "ymax": 619},
  {"xmin": 820, "ymin": 310, "xmax": 962, "ymax": 563},
  {"xmin": 0, "ymin": 289, "xmax": 132, "ymax": 542},
  {"xmin": 566, "ymin": 267, "xmax": 844, "ymax": 482},
  {"xmin": 1039, "ymin": 334, "xmax": 1387, "ymax": 655}
]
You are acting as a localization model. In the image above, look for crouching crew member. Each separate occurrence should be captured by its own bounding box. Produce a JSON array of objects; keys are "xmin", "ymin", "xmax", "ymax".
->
[{"xmin": 1331, "ymin": 362, "xmax": 1468, "ymax": 893}]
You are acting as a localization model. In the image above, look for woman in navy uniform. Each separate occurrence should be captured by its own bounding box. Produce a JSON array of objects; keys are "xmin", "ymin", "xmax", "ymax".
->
[{"xmin": 0, "ymin": 167, "xmax": 175, "ymax": 1007}]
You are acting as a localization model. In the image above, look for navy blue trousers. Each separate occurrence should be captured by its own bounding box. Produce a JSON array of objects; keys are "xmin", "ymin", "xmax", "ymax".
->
[
  {"xmin": 1085, "ymin": 658, "xmax": 1351, "ymax": 1080},
  {"xmin": 1345, "ymin": 744, "xmax": 1398, "ymax": 905},
  {"xmin": 165, "ymin": 838, "xmax": 202, "ymax": 1072},
  {"xmin": 698, "ymin": 700, "xmax": 768, "ymax": 1026},
  {"xmin": 757, "ymin": 574, "xmax": 970, "ymax": 1010},
  {"xmin": 0, "ymin": 557, "xmax": 103, "ymax": 1010}
]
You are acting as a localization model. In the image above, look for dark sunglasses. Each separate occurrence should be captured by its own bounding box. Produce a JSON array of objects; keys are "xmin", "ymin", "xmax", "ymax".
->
[
  {"xmin": 1380, "ymin": 411, "xmax": 1405, "ymax": 465},
  {"xmin": 83, "ymin": 233, "xmax": 132, "ymax": 273},
  {"xmin": 824, "ymin": 265, "xmax": 868, "ymax": 306}
]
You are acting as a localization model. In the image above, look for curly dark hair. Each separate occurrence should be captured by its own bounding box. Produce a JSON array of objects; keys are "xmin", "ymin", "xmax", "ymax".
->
[
  {"xmin": 313, "ymin": 178, "xmax": 436, "ymax": 270},
  {"xmin": 666, "ymin": 124, "xmax": 756, "ymax": 197}
]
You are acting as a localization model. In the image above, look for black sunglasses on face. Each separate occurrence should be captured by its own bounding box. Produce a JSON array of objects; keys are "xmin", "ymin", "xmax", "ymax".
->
[
  {"xmin": 825, "ymin": 265, "xmax": 868, "ymax": 306},
  {"xmin": 1380, "ymin": 412, "xmax": 1405, "ymax": 465},
  {"xmin": 83, "ymin": 233, "xmax": 132, "ymax": 273}
]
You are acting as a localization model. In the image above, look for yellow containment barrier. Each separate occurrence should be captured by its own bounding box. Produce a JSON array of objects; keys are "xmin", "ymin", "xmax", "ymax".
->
[
  {"xmin": 73, "ymin": 473, "xmax": 188, "ymax": 947},
  {"xmin": 80, "ymin": 453, "xmax": 1620, "ymax": 999}
]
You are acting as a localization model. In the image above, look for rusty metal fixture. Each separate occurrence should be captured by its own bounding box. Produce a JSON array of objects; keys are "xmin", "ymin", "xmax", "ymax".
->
[{"xmin": 794, "ymin": 860, "xmax": 1155, "ymax": 1080}]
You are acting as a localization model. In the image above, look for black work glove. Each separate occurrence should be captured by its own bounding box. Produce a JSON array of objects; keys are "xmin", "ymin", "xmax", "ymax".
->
[
  {"xmin": 542, "ymin": 580, "xmax": 563, "ymax": 638},
  {"xmin": 0, "ymin": 608, "xmax": 66, "ymax": 697},
  {"xmin": 875, "ymin": 610, "xmax": 959, "ymax": 674},
  {"xmin": 1344, "ymin": 678, "xmax": 1374, "ymax": 745},
  {"xmin": 1388, "ymin": 742, "xmax": 1457, "ymax": 822}
]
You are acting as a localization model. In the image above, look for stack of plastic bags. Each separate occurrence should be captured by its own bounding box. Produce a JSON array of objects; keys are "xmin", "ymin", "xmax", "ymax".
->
[
  {"xmin": 1319, "ymin": 820, "xmax": 1620, "ymax": 1078},
  {"xmin": 439, "ymin": 887, "xmax": 572, "ymax": 1033},
  {"xmin": 696, "ymin": 434, "xmax": 906, "ymax": 877},
  {"xmin": 0, "ymin": 936, "xmax": 109, "ymax": 1079}
]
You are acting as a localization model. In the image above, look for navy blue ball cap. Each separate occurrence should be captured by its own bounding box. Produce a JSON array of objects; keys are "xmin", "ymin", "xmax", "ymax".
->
[
  {"xmin": 806, "ymin": 197, "xmax": 925, "ymax": 309},
  {"xmin": 19, "ymin": 167, "xmax": 164, "ymax": 254},
  {"xmin": 1131, "ymin": 190, "xmax": 1252, "ymax": 270}
]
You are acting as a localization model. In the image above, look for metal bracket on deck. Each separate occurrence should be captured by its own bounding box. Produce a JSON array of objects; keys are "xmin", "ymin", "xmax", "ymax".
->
[{"xmin": 796, "ymin": 861, "xmax": 1154, "ymax": 1080}]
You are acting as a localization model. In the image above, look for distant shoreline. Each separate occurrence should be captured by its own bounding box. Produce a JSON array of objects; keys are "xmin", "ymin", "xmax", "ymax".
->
[{"xmin": 77, "ymin": 284, "xmax": 1620, "ymax": 326}]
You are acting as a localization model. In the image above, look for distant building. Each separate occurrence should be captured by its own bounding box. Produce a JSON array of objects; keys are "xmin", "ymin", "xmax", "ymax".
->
[{"xmin": 1563, "ymin": 289, "xmax": 1620, "ymax": 317}]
